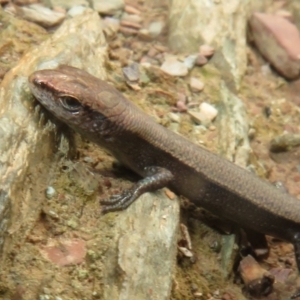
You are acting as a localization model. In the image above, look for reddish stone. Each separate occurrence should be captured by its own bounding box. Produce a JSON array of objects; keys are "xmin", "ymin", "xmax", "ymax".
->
[
  {"xmin": 250, "ymin": 12, "xmax": 300, "ymax": 79},
  {"xmin": 40, "ymin": 238, "xmax": 86, "ymax": 266}
]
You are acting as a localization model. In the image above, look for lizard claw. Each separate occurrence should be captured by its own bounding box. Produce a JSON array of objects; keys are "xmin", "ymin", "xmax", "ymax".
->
[{"xmin": 100, "ymin": 190, "xmax": 133, "ymax": 213}]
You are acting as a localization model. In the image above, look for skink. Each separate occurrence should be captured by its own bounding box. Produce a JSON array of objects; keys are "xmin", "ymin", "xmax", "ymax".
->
[{"xmin": 28, "ymin": 65, "xmax": 300, "ymax": 270}]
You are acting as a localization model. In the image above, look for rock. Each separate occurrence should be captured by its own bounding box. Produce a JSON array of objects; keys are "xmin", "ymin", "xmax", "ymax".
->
[
  {"xmin": 189, "ymin": 77, "xmax": 204, "ymax": 92},
  {"xmin": 188, "ymin": 111, "xmax": 207, "ymax": 125},
  {"xmin": 91, "ymin": 0, "xmax": 124, "ymax": 15},
  {"xmin": 121, "ymin": 12, "xmax": 142, "ymax": 24},
  {"xmin": 123, "ymin": 62, "xmax": 140, "ymax": 82},
  {"xmin": 148, "ymin": 21, "xmax": 164, "ymax": 38},
  {"xmin": 184, "ymin": 54, "xmax": 198, "ymax": 70},
  {"xmin": 200, "ymin": 102, "xmax": 217, "ymax": 120},
  {"xmin": 199, "ymin": 44, "xmax": 215, "ymax": 58},
  {"xmin": 67, "ymin": 5, "xmax": 92, "ymax": 17},
  {"xmin": 188, "ymin": 103, "xmax": 217, "ymax": 126},
  {"xmin": 249, "ymin": 12, "xmax": 300, "ymax": 79},
  {"xmin": 270, "ymin": 133, "xmax": 300, "ymax": 152},
  {"xmin": 45, "ymin": 186, "xmax": 56, "ymax": 199},
  {"xmin": 168, "ymin": 0, "xmax": 250, "ymax": 90},
  {"xmin": 102, "ymin": 17, "xmax": 120, "ymax": 38},
  {"xmin": 161, "ymin": 57, "xmax": 188, "ymax": 76},
  {"xmin": 120, "ymin": 19, "xmax": 142, "ymax": 29},
  {"xmin": 124, "ymin": 4, "xmax": 141, "ymax": 15},
  {"xmin": 239, "ymin": 255, "xmax": 274, "ymax": 297},
  {"xmin": 0, "ymin": 10, "xmax": 179, "ymax": 300},
  {"xmin": 195, "ymin": 53, "xmax": 208, "ymax": 66},
  {"xmin": 0, "ymin": 10, "xmax": 107, "ymax": 296},
  {"xmin": 168, "ymin": 112, "xmax": 181, "ymax": 123},
  {"xmin": 40, "ymin": 239, "xmax": 86, "ymax": 266},
  {"xmin": 49, "ymin": 0, "xmax": 89, "ymax": 10},
  {"xmin": 217, "ymin": 82, "xmax": 250, "ymax": 167},
  {"xmin": 5, "ymin": 3, "xmax": 65, "ymax": 27}
]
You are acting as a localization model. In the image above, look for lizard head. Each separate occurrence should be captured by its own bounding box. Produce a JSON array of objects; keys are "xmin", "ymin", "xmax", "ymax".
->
[{"xmin": 28, "ymin": 65, "xmax": 130, "ymax": 142}]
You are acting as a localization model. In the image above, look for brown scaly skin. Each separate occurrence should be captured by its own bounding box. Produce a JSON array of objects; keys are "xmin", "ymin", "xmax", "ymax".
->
[{"xmin": 29, "ymin": 65, "xmax": 300, "ymax": 272}]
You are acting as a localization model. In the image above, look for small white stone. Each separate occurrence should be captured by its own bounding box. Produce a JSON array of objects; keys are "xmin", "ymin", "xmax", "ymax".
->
[
  {"xmin": 83, "ymin": 156, "xmax": 94, "ymax": 163},
  {"xmin": 148, "ymin": 21, "xmax": 164, "ymax": 37},
  {"xmin": 178, "ymin": 246, "xmax": 194, "ymax": 257},
  {"xmin": 168, "ymin": 112, "xmax": 181, "ymax": 123},
  {"xmin": 67, "ymin": 5, "xmax": 92, "ymax": 17},
  {"xmin": 189, "ymin": 77, "xmax": 204, "ymax": 92},
  {"xmin": 188, "ymin": 111, "xmax": 207, "ymax": 125},
  {"xmin": 184, "ymin": 54, "xmax": 198, "ymax": 70},
  {"xmin": 91, "ymin": 0, "xmax": 124, "ymax": 14},
  {"xmin": 161, "ymin": 57, "xmax": 188, "ymax": 77},
  {"xmin": 45, "ymin": 186, "xmax": 56, "ymax": 199},
  {"xmin": 199, "ymin": 102, "xmax": 218, "ymax": 121}
]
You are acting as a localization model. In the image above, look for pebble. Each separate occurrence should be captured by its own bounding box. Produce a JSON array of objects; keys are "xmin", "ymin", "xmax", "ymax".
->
[
  {"xmin": 91, "ymin": 0, "xmax": 124, "ymax": 15},
  {"xmin": 5, "ymin": 3, "xmax": 65, "ymax": 27},
  {"xmin": 40, "ymin": 238, "xmax": 86, "ymax": 266},
  {"xmin": 123, "ymin": 62, "xmax": 140, "ymax": 82},
  {"xmin": 122, "ymin": 13, "xmax": 142, "ymax": 24},
  {"xmin": 199, "ymin": 102, "xmax": 218, "ymax": 121},
  {"xmin": 195, "ymin": 53, "xmax": 208, "ymax": 66},
  {"xmin": 45, "ymin": 186, "xmax": 56, "ymax": 199},
  {"xmin": 250, "ymin": 12, "xmax": 300, "ymax": 79},
  {"xmin": 49, "ymin": 0, "xmax": 89, "ymax": 9},
  {"xmin": 178, "ymin": 246, "xmax": 194, "ymax": 258},
  {"xmin": 168, "ymin": 112, "xmax": 181, "ymax": 123},
  {"xmin": 175, "ymin": 100, "xmax": 187, "ymax": 112},
  {"xmin": 199, "ymin": 44, "xmax": 215, "ymax": 58},
  {"xmin": 102, "ymin": 17, "xmax": 120, "ymax": 38},
  {"xmin": 120, "ymin": 20, "xmax": 141, "ymax": 29},
  {"xmin": 83, "ymin": 156, "xmax": 94, "ymax": 164},
  {"xmin": 120, "ymin": 27, "xmax": 138, "ymax": 36},
  {"xmin": 188, "ymin": 111, "xmax": 206, "ymax": 125},
  {"xmin": 188, "ymin": 102, "xmax": 218, "ymax": 126},
  {"xmin": 124, "ymin": 4, "xmax": 141, "ymax": 15},
  {"xmin": 148, "ymin": 21, "xmax": 164, "ymax": 38},
  {"xmin": 138, "ymin": 28, "xmax": 152, "ymax": 40},
  {"xmin": 189, "ymin": 77, "xmax": 204, "ymax": 92},
  {"xmin": 161, "ymin": 57, "xmax": 188, "ymax": 77},
  {"xmin": 183, "ymin": 54, "xmax": 198, "ymax": 70},
  {"xmin": 67, "ymin": 5, "xmax": 91, "ymax": 17},
  {"xmin": 49, "ymin": 0, "xmax": 89, "ymax": 10}
]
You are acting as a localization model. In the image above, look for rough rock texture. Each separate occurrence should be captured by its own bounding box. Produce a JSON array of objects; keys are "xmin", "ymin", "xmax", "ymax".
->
[
  {"xmin": 168, "ymin": 0, "xmax": 275, "ymax": 90},
  {"xmin": 250, "ymin": 12, "xmax": 300, "ymax": 80},
  {"xmin": 0, "ymin": 10, "xmax": 179, "ymax": 300},
  {"xmin": 0, "ymin": 11, "xmax": 107, "ymax": 258}
]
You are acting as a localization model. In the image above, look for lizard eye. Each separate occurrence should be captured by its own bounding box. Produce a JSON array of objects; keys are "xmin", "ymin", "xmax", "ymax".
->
[{"xmin": 59, "ymin": 96, "xmax": 82, "ymax": 113}]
